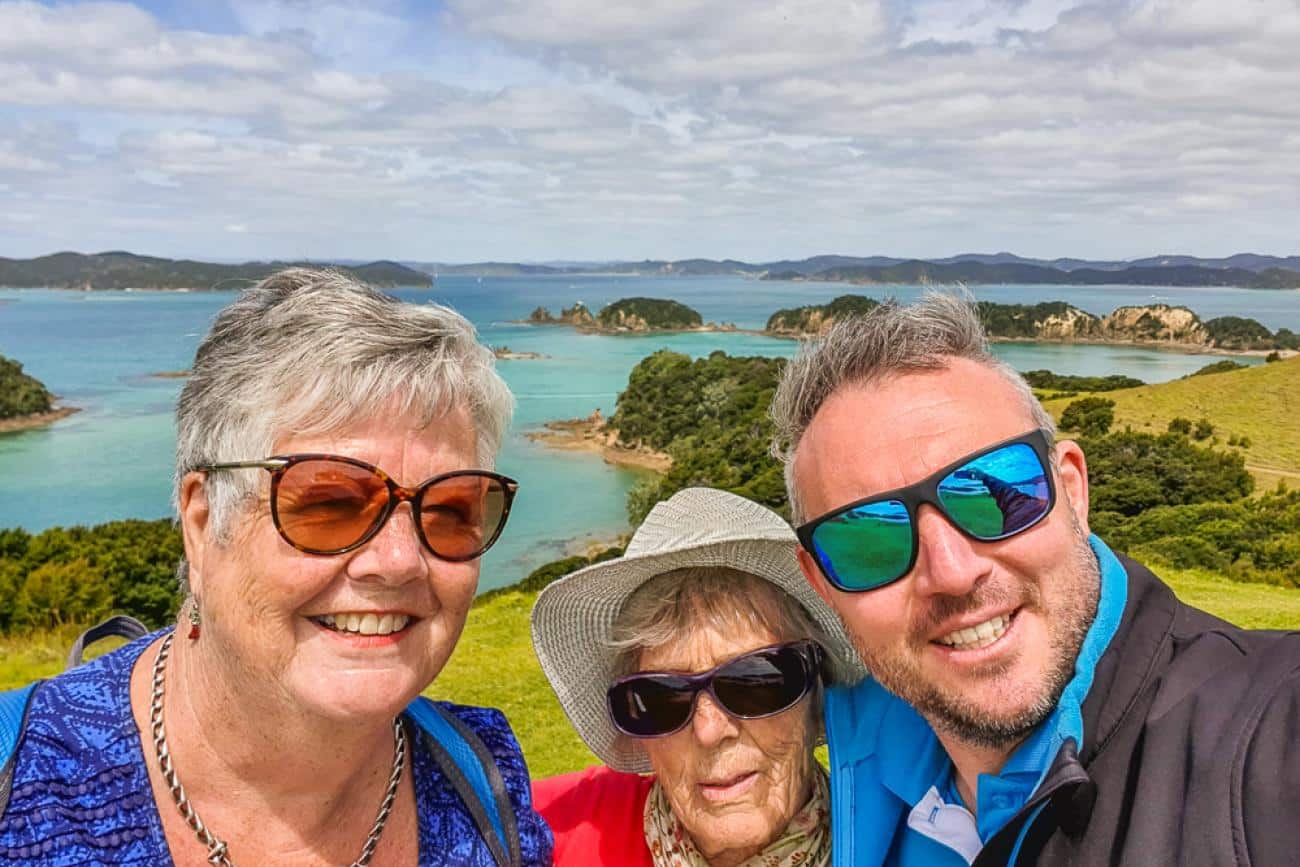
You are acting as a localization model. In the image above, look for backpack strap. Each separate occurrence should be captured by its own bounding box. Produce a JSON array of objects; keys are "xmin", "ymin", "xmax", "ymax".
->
[
  {"xmin": 405, "ymin": 697, "xmax": 519, "ymax": 867},
  {"xmin": 66, "ymin": 614, "xmax": 150, "ymax": 669},
  {"xmin": 0, "ymin": 683, "xmax": 40, "ymax": 818}
]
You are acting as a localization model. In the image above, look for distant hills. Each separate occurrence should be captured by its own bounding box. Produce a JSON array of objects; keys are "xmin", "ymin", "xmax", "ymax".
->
[
  {"xmin": 4, "ymin": 250, "xmax": 1300, "ymax": 290},
  {"xmin": 0, "ymin": 252, "xmax": 432, "ymax": 290},
  {"xmin": 411, "ymin": 251, "xmax": 1300, "ymax": 286}
]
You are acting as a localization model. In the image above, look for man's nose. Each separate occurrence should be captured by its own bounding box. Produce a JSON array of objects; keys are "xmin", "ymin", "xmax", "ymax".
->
[{"xmin": 910, "ymin": 504, "xmax": 991, "ymax": 598}]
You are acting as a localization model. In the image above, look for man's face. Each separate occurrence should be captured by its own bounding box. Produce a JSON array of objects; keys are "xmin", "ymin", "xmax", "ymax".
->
[{"xmin": 792, "ymin": 358, "xmax": 1099, "ymax": 748}]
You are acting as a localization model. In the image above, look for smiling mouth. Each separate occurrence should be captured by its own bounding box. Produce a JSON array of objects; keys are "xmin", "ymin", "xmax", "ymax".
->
[
  {"xmin": 934, "ymin": 611, "xmax": 1015, "ymax": 651},
  {"xmin": 311, "ymin": 612, "xmax": 412, "ymax": 636}
]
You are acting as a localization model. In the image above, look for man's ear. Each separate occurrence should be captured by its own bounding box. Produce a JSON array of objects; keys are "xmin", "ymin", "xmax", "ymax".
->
[
  {"xmin": 1053, "ymin": 439, "xmax": 1090, "ymax": 534},
  {"xmin": 178, "ymin": 472, "xmax": 211, "ymax": 597},
  {"xmin": 797, "ymin": 547, "xmax": 836, "ymax": 608}
]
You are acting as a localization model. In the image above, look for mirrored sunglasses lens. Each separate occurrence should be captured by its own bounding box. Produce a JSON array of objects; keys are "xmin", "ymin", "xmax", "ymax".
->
[
  {"xmin": 712, "ymin": 645, "xmax": 810, "ymax": 718},
  {"xmin": 420, "ymin": 475, "xmax": 508, "ymax": 559},
  {"xmin": 938, "ymin": 442, "xmax": 1050, "ymax": 539},
  {"xmin": 811, "ymin": 499, "xmax": 912, "ymax": 590},
  {"xmin": 275, "ymin": 460, "xmax": 388, "ymax": 552},
  {"xmin": 608, "ymin": 676, "xmax": 695, "ymax": 737}
]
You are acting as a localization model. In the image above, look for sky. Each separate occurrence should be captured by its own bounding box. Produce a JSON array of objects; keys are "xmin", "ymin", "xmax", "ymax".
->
[{"xmin": 1, "ymin": 0, "xmax": 1297, "ymax": 263}]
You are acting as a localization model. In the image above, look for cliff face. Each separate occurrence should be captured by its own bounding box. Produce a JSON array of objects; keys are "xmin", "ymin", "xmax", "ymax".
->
[
  {"xmin": 765, "ymin": 295, "xmax": 881, "ymax": 336},
  {"xmin": 1100, "ymin": 304, "xmax": 1211, "ymax": 346},
  {"xmin": 1035, "ymin": 306, "xmax": 1103, "ymax": 339},
  {"xmin": 528, "ymin": 302, "xmax": 596, "ymax": 327}
]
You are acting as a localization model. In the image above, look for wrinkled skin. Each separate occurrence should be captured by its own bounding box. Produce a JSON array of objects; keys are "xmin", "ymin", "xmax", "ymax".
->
[{"xmin": 638, "ymin": 627, "xmax": 818, "ymax": 867}]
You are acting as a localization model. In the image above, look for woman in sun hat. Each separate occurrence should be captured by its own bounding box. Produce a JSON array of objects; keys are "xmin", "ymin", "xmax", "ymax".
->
[{"xmin": 530, "ymin": 487, "xmax": 867, "ymax": 867}]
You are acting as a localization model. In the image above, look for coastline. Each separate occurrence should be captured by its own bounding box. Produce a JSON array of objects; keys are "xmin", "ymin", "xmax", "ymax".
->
[
  {"xmin": 763, "ymin": 329, "xmax": 1297, "ymax": 358},
  {"xmin": 524, "ymin": 414, "xmax": 672, "ymax": 473},
  {"xmin": 0, "ymin": 406, "xmax": 80, "ymax": 435}
]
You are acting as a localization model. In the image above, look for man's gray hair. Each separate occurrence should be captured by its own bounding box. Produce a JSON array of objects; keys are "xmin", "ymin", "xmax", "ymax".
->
[
  {"xmin": 175, "ymin": 268, "xmax": 514, "ymax": 543},
  {"xmin": 771, "ymin": 292, "xmax": 1055, "ymax": 523}
]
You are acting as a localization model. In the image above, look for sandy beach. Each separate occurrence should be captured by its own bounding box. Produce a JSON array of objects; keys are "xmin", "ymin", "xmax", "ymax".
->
[
  {"xmin": 525, "ymin": 412, "xmax": 672, "ymax": 473},
  {"xmin": 0, "ymin": 406, "xmax": 80, "ymax": 435}
]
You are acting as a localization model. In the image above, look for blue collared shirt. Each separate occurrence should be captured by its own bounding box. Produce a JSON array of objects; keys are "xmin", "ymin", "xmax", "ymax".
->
[{"xmin": 824, "ymin": 535, "xmax": 1129, "ymax": 867}]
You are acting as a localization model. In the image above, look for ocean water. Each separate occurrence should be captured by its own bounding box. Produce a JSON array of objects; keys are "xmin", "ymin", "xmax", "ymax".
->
[{"xmin": 2, "ymin": 277, "xmax": 1296, "ymax": 591}]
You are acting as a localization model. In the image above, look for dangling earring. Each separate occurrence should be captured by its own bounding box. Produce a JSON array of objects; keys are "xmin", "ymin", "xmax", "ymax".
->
[{"xmin": 188, "ymin": 600, "xmax": 202, "ymax": 640}]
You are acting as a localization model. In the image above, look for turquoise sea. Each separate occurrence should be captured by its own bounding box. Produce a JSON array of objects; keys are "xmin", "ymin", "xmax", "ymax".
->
[{"xmin": 3, "ymin": 277, "xmax": 1298, "ymax": 591}]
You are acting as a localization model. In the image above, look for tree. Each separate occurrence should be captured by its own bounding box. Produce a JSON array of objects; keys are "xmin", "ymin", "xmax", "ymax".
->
[{"xmin": 1059, "ymin": 397, "xmax": 1115, "ymax": 436}]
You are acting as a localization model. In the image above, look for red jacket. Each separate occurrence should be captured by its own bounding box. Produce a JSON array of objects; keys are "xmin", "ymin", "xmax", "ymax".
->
[{"xmin": 532, "ymin": 766, "xmax": 656, "ymax": 867}]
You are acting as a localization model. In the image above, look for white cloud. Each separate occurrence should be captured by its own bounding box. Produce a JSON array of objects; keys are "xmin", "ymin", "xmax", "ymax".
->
[{"xmin": 0, "ymin": 0, "xmax": 1296, "ymax": 260}]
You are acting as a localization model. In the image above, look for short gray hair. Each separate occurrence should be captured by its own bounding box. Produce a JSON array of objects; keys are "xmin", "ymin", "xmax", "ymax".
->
[
  {"xmin": 175, "ymin": 268, "xmax": 514, "ymax": 542},
  {"xmin": 771, "ymin": 292, "xmax": 1055, "ymax": 523},
  {"xmin": 607, "ymin": 567, "xmax": 832, "ymax": 682}
]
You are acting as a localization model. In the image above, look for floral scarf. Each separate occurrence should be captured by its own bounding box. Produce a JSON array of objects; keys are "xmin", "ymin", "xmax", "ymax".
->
[{"xmin": 642, "ymin": 767, "xmax": 831, "ymax": 867}]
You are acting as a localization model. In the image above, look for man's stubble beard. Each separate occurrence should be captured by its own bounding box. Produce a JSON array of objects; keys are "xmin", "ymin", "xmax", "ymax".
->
[{"xmin": 852, "ymin": 522, "xmax": 1100, "ymax": 751}]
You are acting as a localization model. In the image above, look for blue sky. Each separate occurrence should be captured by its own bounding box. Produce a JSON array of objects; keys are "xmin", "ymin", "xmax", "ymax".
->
[{"xmin": 1, "ymin": 0, "xmax": 1297, "ymax": 262}]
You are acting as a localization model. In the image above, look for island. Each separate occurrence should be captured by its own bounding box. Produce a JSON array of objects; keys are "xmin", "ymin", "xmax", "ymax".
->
[
  {"xmin": 761, "ymin": 295, "xmax": 1300, "ymax": 354},
  {"xmin": 525, "ymin": 297, "xmax": 735, "ymax": 334},
  {"xmin": 0, "ymin": 251, "xmax": 433, "ymax": 290},
  {"xmin": 0, "ymin": 353, "xmax": 78, "ymax": 433},
  {"xmin": 492, "ymin": 346, "xmax": 546, "ymax": 360}
]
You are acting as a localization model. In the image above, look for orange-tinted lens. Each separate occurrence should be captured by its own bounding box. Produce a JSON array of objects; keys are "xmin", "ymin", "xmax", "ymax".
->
[
  {"xmin": 275, "ymin": 459, "xmax": 389, "ymax": 552},
  {"xmin": 419, "ymin": 474, "xmax": 507, "ymax": 560}
]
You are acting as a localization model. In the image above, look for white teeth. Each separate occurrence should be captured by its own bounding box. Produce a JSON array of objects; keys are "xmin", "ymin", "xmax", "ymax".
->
[
  {"xmin": 314, "ymin": 613, "xmax": 411, "ymax": 636},
  {"xmin": 938, "ymin": 614, "xmax": 1010, "ymax": 650}
]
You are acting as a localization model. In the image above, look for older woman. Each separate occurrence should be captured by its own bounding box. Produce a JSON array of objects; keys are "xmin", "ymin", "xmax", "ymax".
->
[
  {"xmin": 0, "ymin": 269, "xmax": 550, "ymax": 865},
  {"xmin": 531, "ymin": 487, "xmax": 866, "ymax": 867}
]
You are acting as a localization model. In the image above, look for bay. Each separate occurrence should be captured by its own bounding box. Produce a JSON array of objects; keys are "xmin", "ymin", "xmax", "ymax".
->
[{"xmin": 2, "ymin": 277, "xmax": 1296, "ymax": 591}]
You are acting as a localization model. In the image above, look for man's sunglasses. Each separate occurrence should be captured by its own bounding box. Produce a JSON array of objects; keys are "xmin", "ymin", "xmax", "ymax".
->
[
  {"xmin": 199, "ymin": 453, "xmax": 518, "ymax": 560},
  {"xmin": 796, "ymin": 430, "xmax": 1056, "ymax": 593},
  {"xmin": 606, "ymin": 640, "xmax": 824, "ymax": 739}
]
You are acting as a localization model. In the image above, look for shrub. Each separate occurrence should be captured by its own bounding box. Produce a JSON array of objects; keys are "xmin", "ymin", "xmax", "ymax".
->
[
  {"xmin": 1167, "ymin": 417, "xmax": 1192, "ymax": 435},
  {"xmin": 1193, "ymin": 418, "xmax": 1214, "ymax": 440},
  {"xmin": 1059, "ymin": 397, "xmax": 1116, "ymax": 436}
]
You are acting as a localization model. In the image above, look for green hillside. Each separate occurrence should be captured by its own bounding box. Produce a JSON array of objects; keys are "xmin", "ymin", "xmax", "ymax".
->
[{"xmin": 1043, "ymin": 356, "xmax": 1300, "ymax": 487}]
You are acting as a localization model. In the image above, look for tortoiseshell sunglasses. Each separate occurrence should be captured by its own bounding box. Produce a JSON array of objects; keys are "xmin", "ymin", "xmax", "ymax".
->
[{"xmin": 199, "ymin": 453, "xmax": 518, "ymax": 560}]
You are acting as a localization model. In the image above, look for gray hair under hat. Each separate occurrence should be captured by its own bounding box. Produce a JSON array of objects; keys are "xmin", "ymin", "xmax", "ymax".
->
[{"xmin": 530, "ymin": 487, "xmax": 867, "ymax": 773}]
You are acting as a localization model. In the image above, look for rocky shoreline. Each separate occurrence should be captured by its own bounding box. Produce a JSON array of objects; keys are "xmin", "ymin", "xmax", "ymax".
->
[
  {"xmin": 0, "ymin": 406, "xmax": 80, "ymax": 435},
  {"xmin": 524, "ymin": 411, "xmax": 672, "ymax": 473}
]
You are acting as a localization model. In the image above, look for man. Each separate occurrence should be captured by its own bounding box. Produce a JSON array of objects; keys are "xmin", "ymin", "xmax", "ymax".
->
[{"xmin": 771, "ymin": 294, "xmax": 1299, "ymax": 866}]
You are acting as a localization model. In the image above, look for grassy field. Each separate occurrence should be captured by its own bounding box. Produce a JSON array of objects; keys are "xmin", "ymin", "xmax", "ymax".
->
[
  {"xmin": 1042, "ymin": 356, "xmax": 1300, "ymax": 489},
  {"xmin": 3, "ymin": 567, "xmax": 1297, "ymax": 779}
]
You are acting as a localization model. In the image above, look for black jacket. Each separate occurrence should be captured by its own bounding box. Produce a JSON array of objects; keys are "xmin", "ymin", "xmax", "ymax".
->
[{"xmin": 975, "ymin": 556, "xmax": 1300, "ymax": 866}]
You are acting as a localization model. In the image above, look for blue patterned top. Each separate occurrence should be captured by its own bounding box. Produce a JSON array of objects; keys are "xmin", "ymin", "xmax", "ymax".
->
[{"xmin": 0, "ymin": 631, "xmax": 552, "ymax": 865}]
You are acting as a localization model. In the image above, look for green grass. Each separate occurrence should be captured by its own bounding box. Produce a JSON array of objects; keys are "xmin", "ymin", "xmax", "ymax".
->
[
  {"xmin": 3, "ymin": 568, "xmax": 1296, "ymax": 778},
  {"xmin": 1042, "ymin": 356, "xmax": 1300, "ymax": 486}
]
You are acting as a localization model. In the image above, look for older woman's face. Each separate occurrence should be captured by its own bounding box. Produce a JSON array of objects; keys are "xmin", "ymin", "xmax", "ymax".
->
[
  {"xmin": 182, "ymin": 407, "xmax": 481, "ymax": 723},
  {"xmin": 638, "ymin": 626, "xmax": 816, "ymax": 865}
]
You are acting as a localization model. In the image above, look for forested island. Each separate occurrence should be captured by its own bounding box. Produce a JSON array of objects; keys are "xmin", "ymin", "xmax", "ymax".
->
[
  {"xmin": 0, "ymin": 353, "xmax": 76, "ymax": 433},
  {"xmin": 526, "ymin": 297, "xmax": 727, "ymax": 334},
  {"xmin": 764, "ymin": 296, "xmax": 1300, "ymax": 353},
  {"xmin": 0, "ymin": 251, "xmax": 432, "ymax": 290}
]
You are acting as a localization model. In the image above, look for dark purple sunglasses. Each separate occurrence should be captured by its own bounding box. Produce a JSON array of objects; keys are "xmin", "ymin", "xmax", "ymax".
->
[{"xmin": 606, "ymin": 640, "xmax": 825, "ymax": 738}]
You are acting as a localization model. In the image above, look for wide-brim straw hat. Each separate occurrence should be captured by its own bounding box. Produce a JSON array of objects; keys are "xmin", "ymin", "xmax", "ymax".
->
[{"xmin": 531, "ymin": 487, "xmax": 868, "ymax": 773}]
